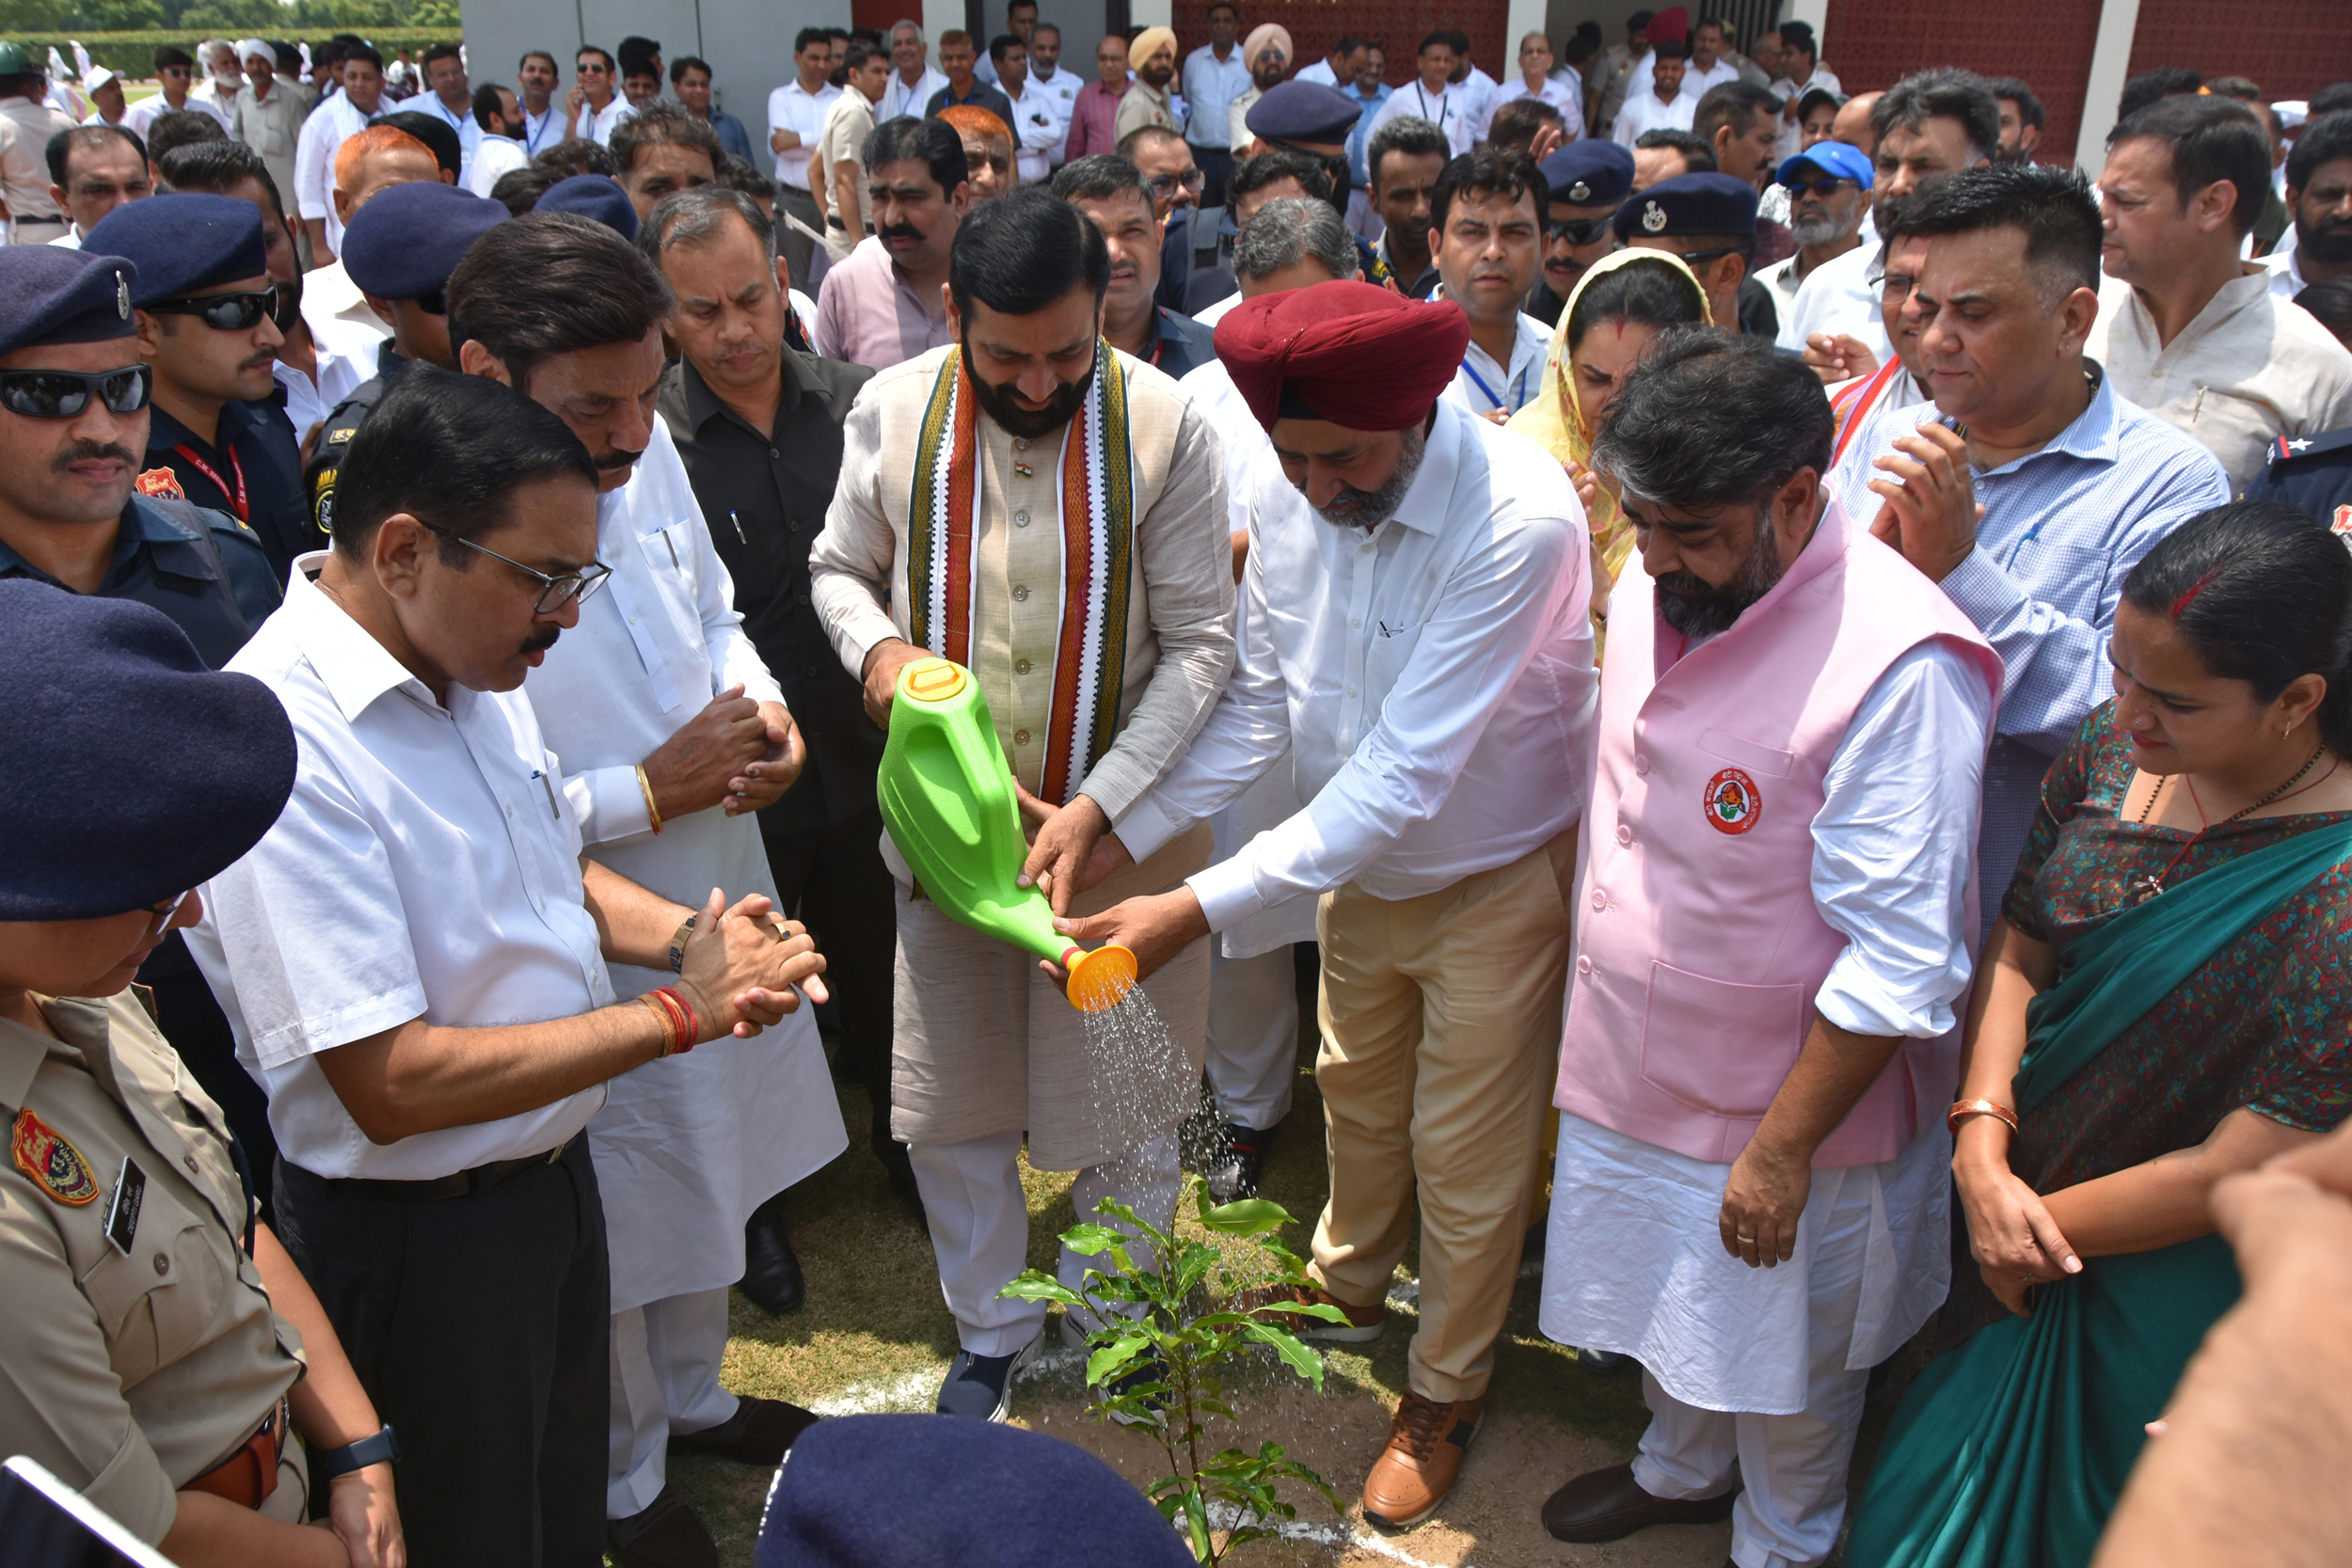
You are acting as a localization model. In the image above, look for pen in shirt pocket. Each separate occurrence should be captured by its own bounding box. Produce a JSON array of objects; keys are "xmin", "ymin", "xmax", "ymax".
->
[
  {"xmin": 728, "ymin": 510, "xmax": 747, "ymax": 544},
  {"xmin": 530, "ymin": 768, "xmax": 561, "ymax": 819}
]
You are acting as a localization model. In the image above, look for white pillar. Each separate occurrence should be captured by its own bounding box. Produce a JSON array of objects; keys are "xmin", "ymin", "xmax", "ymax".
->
[
  {"xmin": 1130, "ymin": 0, "xmax": 1170, "ymax": 26},
  {"xmin": 1506, "ymin": 0, "xmax": 1549, "ymax": 68},
  {"xmin": 2075, "ymin": 0, "xmax": 2143, "ymax": 171},
  {"xmin": 923, "ymin": 0, "xmax": 963, "ymax": 46}
]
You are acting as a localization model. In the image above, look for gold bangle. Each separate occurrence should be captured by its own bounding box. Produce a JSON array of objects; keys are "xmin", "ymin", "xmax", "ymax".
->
[
  {"xmin": 636, "ymin": 764, "xmax": 663, "ymax": 835},
  {"xmin": 1947, "ymin": 1099, "xmax": 2021, "ymax": 1137}
]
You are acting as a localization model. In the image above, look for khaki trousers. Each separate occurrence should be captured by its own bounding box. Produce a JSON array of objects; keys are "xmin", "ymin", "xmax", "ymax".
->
[{"xmin": 1310, "ymin": 837, "xmax": 1573, "ymax": 1402}]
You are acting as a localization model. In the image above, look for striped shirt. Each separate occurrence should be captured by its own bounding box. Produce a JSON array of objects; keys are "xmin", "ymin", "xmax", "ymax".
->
[{"xmin": 1829, "ymin": 367, "xmax": 2233, "ymax": 930}]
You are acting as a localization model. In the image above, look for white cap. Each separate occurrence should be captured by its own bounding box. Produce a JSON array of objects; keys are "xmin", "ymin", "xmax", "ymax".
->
[{"xmin": 83, "ymin": 65, "xmax": 119, "ymax": 91}]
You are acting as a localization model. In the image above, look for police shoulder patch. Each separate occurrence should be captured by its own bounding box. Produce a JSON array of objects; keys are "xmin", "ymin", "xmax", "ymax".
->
[
  {"xmin": 11, "ymin": 1109, "xmax": 101, "ymax": 1206},
  {"xmin": 134, "ymin": 467, "xmax": 184, "ymax": 499}
]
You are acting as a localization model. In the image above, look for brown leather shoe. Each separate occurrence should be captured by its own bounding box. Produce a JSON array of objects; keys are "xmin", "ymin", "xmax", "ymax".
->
[
  {"xmin": 1541, "ymin": 1460, "xmax": 1739, "ymax": 1543},
  {"xmin": 1361, "ymin": 1391, "xmax": 1485, "ymax": 1530},
  {"xmin": 1232, "ymin": 1280, "xmax": 1387, "ymax": 1342},
  {"xmin": 607, "ymin": 1485, "xmax": 719, "ymax": 1568}
]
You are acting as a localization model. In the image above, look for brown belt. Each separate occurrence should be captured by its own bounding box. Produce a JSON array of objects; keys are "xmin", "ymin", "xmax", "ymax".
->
[
  {"xmin": 326, "ymin": 1138, "xmax": 572, "ymax": 1203},
  {"xmin": 185, "ymin": 1400, "xmax": 286, "ymax": 1509}
]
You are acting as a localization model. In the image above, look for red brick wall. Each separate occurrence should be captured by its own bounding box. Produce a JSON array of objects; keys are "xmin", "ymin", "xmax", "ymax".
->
[
  {"xmin": 1169, "ymin": 0, "xmax": 1510, "ymax": 87},
  {"xmin": 2124, "ymin": 0, "xmax": 2352, "ymax": 103},
  {"xmin": 1822, "ymin": 0, "xmax": 2103, "ymax": 165}
]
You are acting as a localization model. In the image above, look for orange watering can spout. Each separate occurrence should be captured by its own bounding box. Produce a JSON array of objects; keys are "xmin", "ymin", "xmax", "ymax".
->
[{"xmin": 1060, "ymin": 943, "xmax": 1138, "ymax": 1013}]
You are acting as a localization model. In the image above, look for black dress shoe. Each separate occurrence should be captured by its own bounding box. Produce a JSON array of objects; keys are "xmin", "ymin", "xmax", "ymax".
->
[
  {"xmin": 1541, "ymin": 1461, "xmax": 1739, "ymax": 1543},
  {"xmin": 877, "ymin": 1138, "xmax": 928, "ymax": 1224},
  {"xmin": 608, "ymin": 1485, "xmax": 719, "ymax": 1568},
  {"xmin": 1577, "ymin": 1346, "xmax": 1634, "ymax": 1377},
  {"xmin": 1206, "ymin": 1119, "xmax": 1277, "ymax": 1202},
  {"xmin": 740, "ymin": 1196, "xmax": 804, "ymax": 1314},
  {"xmin": 669, "ymin": 1395, "xmax": 821, "ymax": 1465}
]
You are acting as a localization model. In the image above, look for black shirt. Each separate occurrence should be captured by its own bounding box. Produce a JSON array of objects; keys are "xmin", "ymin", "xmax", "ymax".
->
[
  {"xmin": 2246, "ymin": 426, "xmax": 2352, "ymax": 526},
  {"xmin": 658, "ymin": 346, "xmax": 881, "ymax": 834},
  {"xmin": 147, "ymin": 396, "xmax": 314, "ymax": 584},
  {"xmin": 302, "ymin": 350, "xmax": 419, "ymax": 537}
]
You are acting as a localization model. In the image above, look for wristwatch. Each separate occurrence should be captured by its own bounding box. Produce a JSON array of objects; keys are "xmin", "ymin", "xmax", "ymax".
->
[
  {"xmin": 668, "ymin": 912, "xmax": 698, "ymax": 974},
  {"xmin": 315, "ymin": 1423, "xmax": 400, "ymax": 1478}
]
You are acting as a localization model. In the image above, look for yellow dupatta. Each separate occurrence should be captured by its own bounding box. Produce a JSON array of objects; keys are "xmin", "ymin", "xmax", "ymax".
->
[{"xmin": 1506, "ymin": 247, "xmax": 1711, "ymax": 642}]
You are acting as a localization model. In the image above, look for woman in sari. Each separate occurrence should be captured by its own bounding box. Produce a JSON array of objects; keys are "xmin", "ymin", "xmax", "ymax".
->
[
  {"xmin": 1507, "ymin": 247, "xmax": 1708, "ymax": 641},
  {"xmin": 1846, "ymin": 500, "xmax": 2352, "ymax": 1568}
]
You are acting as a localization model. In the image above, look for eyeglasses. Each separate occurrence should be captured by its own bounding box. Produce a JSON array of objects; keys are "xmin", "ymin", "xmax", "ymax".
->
[
  {"xmin": 146, "ymin": 290, "xmax": 277, "ymax": 331},
  {"xmin": 1145, "ymin": 168, "xmax": 1205, "ymax": 197},
  {"xmin": 1548, "ymin": 214, "xmax": 1613, "ymax": 245},
  {"xmin": 1674, "ymin": 246, "xmax": 1744, "ymax": 266},
  {"xmin": 0, "ymin": 364, "xmax": 151, "ymax": 420},
  {"xmin": 1783, "ymin": 176, "xmax": 1853, "ymax": 198},
  {"xmin": 141, "ymin": 889, "xmax": 193, "ymax": 936},
  {"xmin": 421, "ymin": 521, "xmax": 612, "ymax": 612}
]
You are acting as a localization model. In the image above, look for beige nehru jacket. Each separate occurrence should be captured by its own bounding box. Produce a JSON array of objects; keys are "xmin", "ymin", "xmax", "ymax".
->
[
  {"xmin": 0, "ymin": 995, "xmax": 308, "ymax": 1544},
  {"xmin": 810, "ymin": 342, "xmax": 1235, "ymax": 824}
]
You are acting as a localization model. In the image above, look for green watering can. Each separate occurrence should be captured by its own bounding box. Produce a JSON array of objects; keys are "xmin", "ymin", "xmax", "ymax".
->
[{"xmin": 877, "ymin": 657, "xmax": 1137, "ymax": 1012}]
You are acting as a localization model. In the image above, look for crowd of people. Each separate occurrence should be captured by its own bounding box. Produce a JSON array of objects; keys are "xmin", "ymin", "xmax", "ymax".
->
[{"xmin": 4, "ymin": 10, "xmax": 2352, "ymax": 1568}]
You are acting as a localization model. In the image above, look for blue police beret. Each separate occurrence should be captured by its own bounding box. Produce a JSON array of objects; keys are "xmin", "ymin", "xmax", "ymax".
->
[
  {"xmin": 1776, "ymin": 140, "xmax": 1873, "ymax": 191},
  {"xmin": 535, "ymin": 174, "xmax": 639, "ymax": 240},
  {"xmin": 1540, "ymin": 139, "xmax": 1636, "ymax": 208},
  {"xmin": 344, "ymin": 181, "xmax": 508, "ymax": 302},
  {"xmin": 1613, "ymin": 171, "xmax": 1758, "ymax": 242},
  {"xmin": 84, "ymin": 194, "xmax": 269, "ymax": 308},
  {"xmin": 1245, "ymin": 80, "xmax": 1364, "ymax": 146},
  {"xmin": 0, "ymin": 246, "xmax": 137, "ymax": 358},
  {"xmin": 0, "ymin": 578, "xmax": 295, "ymax": 921},
  {"xmin": 753, "ymin": 1415, "xmax": 1194, "ymax": 1568}
]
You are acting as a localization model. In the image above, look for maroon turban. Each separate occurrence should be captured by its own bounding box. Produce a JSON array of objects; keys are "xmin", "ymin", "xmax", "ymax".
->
[
  {"xmin": 1213, "ymin": 281, "xmax": 1472, "ymax": 433},
  {"xmin": 1646, "ymin": 6, "xmax": 1690, "ymax": 42}
]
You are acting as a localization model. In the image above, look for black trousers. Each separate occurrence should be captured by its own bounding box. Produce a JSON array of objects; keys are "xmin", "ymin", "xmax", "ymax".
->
[
  {"xmin": 276, "ymin": 1141, "xmax": 610, "ymax": 1568},
  {"xmin": 765, "ymin": 802, "xmax": 899, "ymax": 1157},
  {"xmin": 148, "ymin": 960, "xmax": 278, "ymax": 1227}
]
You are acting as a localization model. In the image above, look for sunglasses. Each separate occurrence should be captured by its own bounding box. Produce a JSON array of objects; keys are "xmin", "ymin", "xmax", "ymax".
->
[
  {"xmin": 1548, "ymin": 214, "xmax": 1613, "ymax": 245},
  {"xmin": 0, "ymin": 363, "xmax": 152, "ymax": 420},
  {"xmin": 146, "ymin": 290, "xmax": 277, "ymax": 331},
  {"xmin": 1674, "ymin": 245, "xmax": 1745, "ymax": 266},
  {"xmin": 1146, "ymin": 168, "xmax": 1205, "ymax": 196},
  {"xmin": 1783, "ymin": 176, "xmax": 1854, "ymax": 198},
  {"xmin": 421, "ymin": 521, "xmax": 612, "ymax": 613},
  {"xmin": 141, "ymin": 889, "xmax": 194, "ymax": 937}
]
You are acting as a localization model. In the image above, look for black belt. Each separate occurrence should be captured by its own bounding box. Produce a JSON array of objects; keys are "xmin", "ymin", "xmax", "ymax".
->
[
  {"xmin": 17, "ymin": 213, "xmax": 63, "ymax": 224},
  {"xmin": 827, "ymin": 214, "xmax": 847, "ymax": 230},
  {"xmin": 327, "ymin": 1138, "xmax": 572, "ymax": 1203}
]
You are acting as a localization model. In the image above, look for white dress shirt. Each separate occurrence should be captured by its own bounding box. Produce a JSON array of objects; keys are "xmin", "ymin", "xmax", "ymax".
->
[
  {"xmin": 879, "ymin": 66, "xmax": 949, "ymax": 123},
  {"xmin": 1611, "ymin": 84, "xmax": 1697, "ymax": 148},
  {"xmin": 469, "ymin": 133, "xmax": 529, "ymax": 197},
  {"xmin": 1371, "ymin": 82, "xmax": 1477, "ymax": 157},
  {"xmin": 1002, "ymin": 81, "xmax": 1060, "ymax": 185},
  {"xmin": 186, "ymin": 557, "xmax": 612, "ymax": 1181},
  {"xmin": 1182, "ymin": 42, "xmax": 1251, "ymax": 150},
  {"xmin": 293, "ymin": 91, "xmax": 380, "ymax": 254},
  {"xmin": 1482, "ymin": 73, "xmax": 1583, "ymax": 140},
  {"xmin": 1028, "ymin": 65, "xmax": 1079, "ymax": 166},
  {"xmin": 1637, "ymin": 52, "xmax": 1739, "ymax": 101},
  {"xmin": 1117, "ymin": 399, "xmax": 1596, "ymax": 928},
  {"xmin": 520, "ymin": 103, "xmax": 562, "ymax": 157},
  {"xmin": 1295, "ymin": 58, "xmax": 1340, "ymax": 87},
  {"xmin": 413, "ymin": 90, "xmax": 485, "ymax": 183},
  {"xmin": 126, "ymin": 91, "xmax": 230, "ymax": 137},
  {"xmin": 2263, "ymin": 245, "xmax": 2317, "ymax": 302},
  {"xmin": 523, "ymin": 423, "xmax": 845, "ymax": 1310},
  {"xmin": 1191, "ymin": 290, "xmax": 1244, "ymax": 328},
  {"xmin": 581, "ymin": 95, "xmax": 634, "ymax": 148},
  {"xmin": 768, "ymin": 79, "xmax": 841, "ymax": 184},
  {"xmin": 1771, "ymin": 68, "xmax": 1842, "ymax": 161},
  {"xmin": 1780, "ymin": 237, "xmax": 1889, "ymax": 359},
  {"xmin": 2086, "ymin": 269, "xmax": 2352, "ymax": 492},
  {"xmin": 297, "ymin": 260, "xmax": 388, "ymax": 406},
  {"xmin": 1435, "ymin": 300, "xmax": 1551, "ymax": 416}
]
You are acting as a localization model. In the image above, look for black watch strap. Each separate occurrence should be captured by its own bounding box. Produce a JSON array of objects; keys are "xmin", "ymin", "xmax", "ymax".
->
[{"xmin": 315, "ymin": 1423, "xmax": 399, "ymax": 1477}]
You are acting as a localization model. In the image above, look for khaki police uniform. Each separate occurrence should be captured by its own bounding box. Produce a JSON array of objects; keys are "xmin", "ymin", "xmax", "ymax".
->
[{"xmin": 0, "ymin": 992, "xmax": 309, "ymax": 1544}]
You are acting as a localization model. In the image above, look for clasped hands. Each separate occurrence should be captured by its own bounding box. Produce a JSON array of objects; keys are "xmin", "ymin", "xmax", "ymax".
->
[
  {"xmin": 669, "ymin": 887, "xmax": 830, "ymax": 1041},
  {"xmin": 1866, "ymin": 420, "xmax": 1985, "ymax": 585},
  {"xmin": 641, "ymin": 684, "xmax": 803, "ymax": 819}
]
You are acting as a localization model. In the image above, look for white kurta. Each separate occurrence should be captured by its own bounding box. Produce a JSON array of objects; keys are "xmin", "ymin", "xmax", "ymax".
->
[{"xmin": 526, "ymin": 421, "xmax": 847, "ymax": 1313}]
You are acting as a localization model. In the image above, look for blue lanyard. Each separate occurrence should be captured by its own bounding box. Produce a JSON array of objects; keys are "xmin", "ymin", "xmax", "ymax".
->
[
  {"xmin": 525, "ymin": 106, "xmax": 551, "ymax": 154},
  {"xmin": 1459, "ymin": 353, "xmax": 1530, "ymax": 412}
]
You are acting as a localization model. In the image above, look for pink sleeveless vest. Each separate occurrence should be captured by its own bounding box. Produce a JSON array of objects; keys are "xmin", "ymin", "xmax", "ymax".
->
[{"xmin": 1553, "ymin": 501, "xmax": 2000, "ymax": 1168}]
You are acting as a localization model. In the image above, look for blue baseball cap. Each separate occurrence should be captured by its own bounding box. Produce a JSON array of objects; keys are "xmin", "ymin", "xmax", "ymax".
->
[{"xmin": 1777, "ymin": 140, "xmax": 1873, "ymax": 191}]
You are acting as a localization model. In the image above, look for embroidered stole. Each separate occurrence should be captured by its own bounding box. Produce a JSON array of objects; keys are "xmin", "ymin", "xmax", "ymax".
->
[{"xmin": 906, "ymin": 341, "xmax": 1136, "ymax": 804}]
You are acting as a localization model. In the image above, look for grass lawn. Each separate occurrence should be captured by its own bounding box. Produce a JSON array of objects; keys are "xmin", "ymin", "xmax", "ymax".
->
[{"xmin": 660, "ymin": 954, "xmax": 1931, "ymax": 1566}]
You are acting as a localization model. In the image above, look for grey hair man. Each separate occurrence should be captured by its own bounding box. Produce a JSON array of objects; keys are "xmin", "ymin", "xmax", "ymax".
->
[{"xmin": 1175, "ymin": 194, "xmax": 1363, "ymax": 1198}]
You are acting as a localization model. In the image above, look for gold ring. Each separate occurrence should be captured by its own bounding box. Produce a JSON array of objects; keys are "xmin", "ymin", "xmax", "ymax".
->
[{"xmin": 766, "ymin": 915, "xmax": 791, "ymax": 941}]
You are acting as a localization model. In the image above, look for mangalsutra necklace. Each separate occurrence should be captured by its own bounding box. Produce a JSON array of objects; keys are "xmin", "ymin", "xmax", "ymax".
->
[{"xmin": 2125, "ymin": 742, "xmax": 2331, "ymax": 904}]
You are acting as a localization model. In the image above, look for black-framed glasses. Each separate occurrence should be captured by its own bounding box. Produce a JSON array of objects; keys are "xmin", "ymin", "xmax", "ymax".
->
[
  {"xmin": 421, "ymin": 521, "xmax": 612, "ymax": 612},
  {"xmin": 1675, "ymin": 246, "xmax": 1744, "ymax": 266},
  {"xmin": 1783, "ymin": 176, "xmax": 1853, "ymax": 198},
  {"xmin": 0, "ymin": 364, "xmax": 151, "ymax": 420},
  {"xmin": 1548, "ymin": 214, "xmax": 1613, "ymax": 245},
  {"xmin": 1145, "ymin": 168, "xmax": 1204, "ymax": 196},
  {"xmin": 141, "ymin": 889, "xmax": 194, "ymax": 936},
  {"xmin": 146, "ymin": 290, "xmax": 276, "ymax": 331}
]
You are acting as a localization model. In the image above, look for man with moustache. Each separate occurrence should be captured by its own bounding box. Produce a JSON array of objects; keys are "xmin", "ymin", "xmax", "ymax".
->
[
  {"xmin": 86, "ymin": 194, "xmax": 312, "ymax": 579},
  {"xmin": 517, "ymin": 49, "xmax": 564, "ymax": 157},
  {"xmin": 1526, "ymin": 140, "xmax": 1633, "ymax": 328},
  {"xmin": 2265, "ymin": 110, "xmax": 2352, "ymax": 302},
  {"xmin": 1760, "ymin": 140, "xmax": 1869, "ymax": 341},
  {"xmin": 449, "ymin": 214, "xmax": 847, "ymax": 1568},
  {"xmin": 814, "ymin": 118, "xmax": 971, "ymax": 370},
  {"xmin": 1430, "ymin": 148, "xmax": 1552, "ymax": 418},
  {"xmin": 467, "ymin": 81, "xmax": 532, "ymax": 198},
  {"xmin": 809, "ymin": 189, "xmax": 1232, "ymax": 1424},
  {"xmin": 1054, "ymin": 155, "xmax": 1216, "ymax": 374},
  {"xmin": 1117, "ymin": 27, "xmax": 1183, "ymax": 146}
]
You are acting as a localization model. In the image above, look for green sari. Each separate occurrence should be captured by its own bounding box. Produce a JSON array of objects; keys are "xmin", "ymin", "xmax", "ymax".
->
[{"xmin": 1844, "ymin": 817, "xmax": 2352, "ymax": 1568}]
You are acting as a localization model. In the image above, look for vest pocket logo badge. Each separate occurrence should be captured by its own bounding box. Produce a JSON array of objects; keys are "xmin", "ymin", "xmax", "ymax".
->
[
  {"xmin": 1703, "ymin": 768, "xmax": 1761, "ymax": 835},
  {"xmin": 11, "ymin": 1109, "xmax": 101, "ymax": 1206}
]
